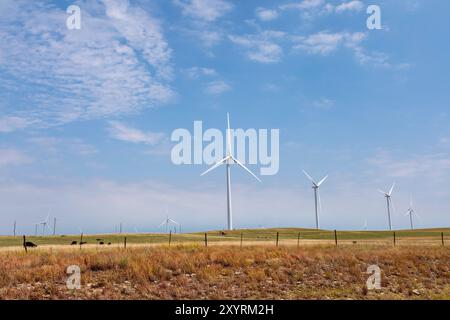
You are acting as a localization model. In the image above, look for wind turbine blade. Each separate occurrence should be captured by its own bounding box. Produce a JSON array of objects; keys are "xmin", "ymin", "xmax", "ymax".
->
[
  {"xmin": 168, "ymin": 218, "xmax": 179, "ymax": 225},
  {"xmin": 302, "ymin": 170, "xmax": 317, "ymax": 186},
  {"xmin": 231, "ymin": 156, "xmax": 261, "ymax": 182},
  {"xmin": 378, "ymin": 189, "xmax": 388, "ymax": 196},
  {"xmin": 389, "ymin": 182, "xmax": 395, "ymax": 196},
  {"xmin": 158, "ymin": 220, "xmax": 167, "ymax": 228},
  {"xmin": 317, "ymin": 175, "xmax": 328, "ymax": 187},
  {"xmin": 201, "ymin": 156, "xmax": 229, "ymax": 176}
]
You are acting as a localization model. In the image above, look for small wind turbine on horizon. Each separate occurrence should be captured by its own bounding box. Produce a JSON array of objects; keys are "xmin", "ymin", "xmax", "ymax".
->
[
  {"xmin": 405, "ymin": 195, "xmax": 420, "ymax": 230},
  {"xmin": 159, "ymin": 216, "xmax": 179, "ymax": 233},
  {"xmin": 378, "ymin": 182, "xmax": 395, "ymax": 231},
  {"xmin": 40, "ymin": 213, "xmax": 50, "ymax": 236},
  {"xmin": 303, "ymin": 170, "xmax": 328, "ymax": 230},
  {"xmin": 201, "ymin": 113, "xmax": 261, "ymax": 231}
]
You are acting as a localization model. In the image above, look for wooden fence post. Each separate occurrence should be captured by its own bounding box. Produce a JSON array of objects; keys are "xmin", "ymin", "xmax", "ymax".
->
[
  {"xmin": 240, "ymin": 233, "xmax": 243, "ymax": 248},
  {"xmin": 297, "ymin": 232, "xmax": 301, "ymax": 248},
  {"xmin": 204, "ymin": 233, "xmax": 208, "ymax": 247},
  {"xmin": 23, "ymin": 235, "xmax": 27, "ymax": 253},
  {"xmin": 442, "ymin": 232, "xmax": 445, "ymax": 246},
  {"xmin": 124, "ymin": 236, "xmax": 127, "ymax": 249},
  {"xmin": 393, "ymin": 232, "xmax": 396, "ymax": 246},
  {"xmin": 80, "ymin": 233, "xmax": 83, "ymax": 250},
  {"xmin": 334, "ymin": 230, "xmax": 338, "ymax": 246},
  {"xmin": 169, "ymin": 231, "xmax": 172, "ymax": 247},
  {"xmin": 276, "ymin": 232, "xmax": 279, "ymax": 247}
]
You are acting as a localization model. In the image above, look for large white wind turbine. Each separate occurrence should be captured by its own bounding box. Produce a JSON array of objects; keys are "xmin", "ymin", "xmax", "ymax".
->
[
  {"xmin": 378, "ymin": 182, "xmax": 395, "ymax": 231},
  {"xmin": 201, "ymin": 113, "xmax": 261, "ymax": 231},
  {"xmin": 303, "ymin": 170, "xmax": 328, "ymax": 230},
  {"xmin": 405, "ymin": 195, "xmax": 419, "ymax": 230}
]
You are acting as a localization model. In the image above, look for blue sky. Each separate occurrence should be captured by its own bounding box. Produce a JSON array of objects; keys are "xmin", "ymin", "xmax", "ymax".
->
[{"xmin": 0, "ymin": 0, "xmax": 449, "ymax": 234}]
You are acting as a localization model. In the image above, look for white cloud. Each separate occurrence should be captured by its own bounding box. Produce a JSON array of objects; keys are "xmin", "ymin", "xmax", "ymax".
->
[
  {"xmin": 279, "ymin": 0, "xmax": 324, "ymax": 11},
  {"xmin": 312, "ymin": 97, "xmax": 335, "ymax": 109},
  {"xmin": 293, "ymin": 31, "xmax": 366, "ymax": 55},
  {"xmin": 255, "ymin": 7, "xmax": 279, "ymax": 21},
  {"xmin": 335, "ymin": 1, "xmax": 364, "ymax": 13},
  {"xmin": 108, "ymin": 121, "xmax": 166, "ymax": 145},
  {"xmin": 29, "ymin": 136, "xmax": 98, "ymax": 156},
  {"xmin": 184, "ymin": 67, "xmax": 217, "ymax": 79},
  {"xmin": 0, "ymin": 0, "xmax": 174, "ymax": 127},
  {"xmin": 173, "ymin": 0, "xmax": 233, "ymax": 22},
  {"xmin": 0, "ymin": 149, "xmax": 32, "ymax": 168},
  {"xmin": 0, "ymin": 116, "xmax": 31, "ymax": 133},
  {"xmin": 229, "ymin": 31, "xmax": 285, "ymax": 63},
  {"xmin": 205, "ymin": 81, "xmax": 231, "ymax": 95},
  {"xmin": 367, "ymin": 151, "xmax": 450, "ymax": 179}
]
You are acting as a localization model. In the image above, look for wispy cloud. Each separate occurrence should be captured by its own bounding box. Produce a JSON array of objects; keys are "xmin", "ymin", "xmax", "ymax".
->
[
  {"xmin": 0, "ymin": 0, "xmax": 174, "ymax": 127},
  {"xmin": 0, "ymin": 149, "xmax": 32, "ymax": 168},
  {"xmin": 255, "ymin": 7, "xmax": 279, "ymax": 21},
  {"xmin": 0, "ymin": 116, "xmax": 31, "ymax": 133},
  {"xmin": 108, "ymin": 121, "xmax": 166, "ymax": 145},
  {"xmin": 29, "ymin": 136, "xmax": 98, "ymax": 156},
  {"xmin": 205, "ymin": 81, "xmax": 231, "ymax": 95},
  {"xmin": 335, "ymin": 1, "xmax": 364, "ymax": 13},
  {"xmin": 229, "ymin": 31, "xmax": 285, "ymax": 63},
  {"xmin": 183, "ymin": 67, "xmax": 217, "ymax": 79},
  {"xmin": 312, "ymin": 97, "xmax": 335, "ymax": 109},
  {"xmin": 173, "ymin": 0, "xmax": 233, "ymax": 22},
  {"xmin": 367, "ymin": 150, "xmax": 450, "ymax": 179},
  {"xmin": 279, "ymin": 0, "xmax": 324, "ymax": 11},
  {"xmin": 293, "ymin": 31, "xmax": 366, "ymax": 55}
]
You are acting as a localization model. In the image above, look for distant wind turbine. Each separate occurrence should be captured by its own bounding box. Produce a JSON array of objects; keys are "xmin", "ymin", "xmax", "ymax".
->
[
  {"xmin": 201, "ymin": 113, "xmax": 261, "ymax": 231},
  {"xmin": 40, "ymin": 214, "xmax": 50, "ymax": 236},
  {"xmin": 159, "ymin": 216, "xmax": 179, "ymax": 233},
  {"xmin": 303, "ymin": 170, "xmax": 328, "ymax": 230},
  {"xmin": 378, "ymin": 182, "xmax": 395, "ymax": 231},
  {"xmin": 405, "ymin": 195, "xmax": 419, "ymax": 230}
]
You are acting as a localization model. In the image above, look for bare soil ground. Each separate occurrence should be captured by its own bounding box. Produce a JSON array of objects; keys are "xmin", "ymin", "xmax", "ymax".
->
[{"xmin": 0, "ymin": 244, "xmax": 449, "ymax": 300}]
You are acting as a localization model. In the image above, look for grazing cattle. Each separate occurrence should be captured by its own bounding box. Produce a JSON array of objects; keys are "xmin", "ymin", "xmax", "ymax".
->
[
  {"xmin": 220, "ymin": 231, "xmax": 226, "ymax": 236},
  {"xmin": 99, "ymin": 242, "xmax": 104, "ymax": 245},
  {"xmin": 107, "ymin": 242, "xmax": 111, "ymax": 245},
  {"xmin": 96, "ymin": 238, "xmax": 103, "ymax": 242},
  {"xmin": 80, "ymin": 241, "xmax": 87, "ymax": 245},
  {"xmin": 24, "ymin": 241, "xmax": 37, "ymax": 248},
  {"xmin": 70, "ymin": 241, "xmax": 77, "ymax": 245}
]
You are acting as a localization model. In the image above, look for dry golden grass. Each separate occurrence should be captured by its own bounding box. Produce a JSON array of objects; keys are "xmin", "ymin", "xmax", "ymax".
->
[{"xmin": 0, "ymin": 244, "xmax": 449, "ymax": 300}]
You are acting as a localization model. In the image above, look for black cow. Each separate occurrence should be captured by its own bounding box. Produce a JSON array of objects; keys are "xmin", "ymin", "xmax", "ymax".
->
[
  {"xmin": 24, "ymin": 241, "xmax": 37, "ymax": 248},
  {"xmin": 70, "ymin": 241, "xmax": 77, "ymax": 245}
]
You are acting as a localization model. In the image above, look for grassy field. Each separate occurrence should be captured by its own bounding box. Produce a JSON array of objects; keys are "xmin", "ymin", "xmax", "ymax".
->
[
  {"xmin": 0, "ymin": 244, "xmax": 449, "ymax": 299},
  {"xmin": 1, "ymin": 228, "xmax": 449, "ymax": 249}
]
